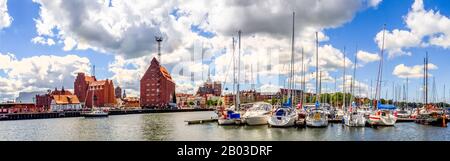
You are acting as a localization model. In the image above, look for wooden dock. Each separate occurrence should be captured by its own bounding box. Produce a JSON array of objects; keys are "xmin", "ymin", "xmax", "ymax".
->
[
  {"xmin": 185, "ymin": 118, "xmax": 218, "ymax": 124},
  {"xmin": 328, "ymin": 118, "xmax": 343, "ymax": 123},
  {"xmin": 396, "ymin": 118, "xmax": 415, "ymax": 122},
  {"xmin": 0, "ymin": 108, "xmax": 214, "ymax": 121}
]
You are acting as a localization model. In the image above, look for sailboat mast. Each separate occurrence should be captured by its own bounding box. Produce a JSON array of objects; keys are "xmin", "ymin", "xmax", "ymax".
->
[
  {"xmin": 375, "ymin": 24, "xmax": 386, "ymax": 109},
  {"xmin": 237, "ymin": 30, "xmax": 241, "ymax": 110},
  {"xmin": 301, "ymin": 48, "xmax": 306, "ymax": 107},
  {"xmin": 351, "ymin": 46, "xmax": 358, "ymax": 106},
  {"xmin": 425, "ymin": 52, "xmax": 428, "ymax": 105},
  {"xmin": 291, "ymin": 12, "xmax": 295, "ymax": 108},
  {"xmin": 342, "ymin": 47, "xmax": 346, "ymax": 109},
  {"xmin": 232, "ymin": 37, "xmax": 236, "ymax": 97},
  {"xmin": 316, "ymin": 32, "xmax": 320, "ymax": 106}
]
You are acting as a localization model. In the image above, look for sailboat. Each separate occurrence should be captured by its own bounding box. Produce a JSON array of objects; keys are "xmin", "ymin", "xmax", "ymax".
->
[
  {"xmin": 343, "ymin": 48, "xmax": 366, "ymax": 127},
  {"xmin": 367, "ymin": 25, "xmax": 397, "ymax": 126},
  {"xmin": 84, "ymin": 88, "xmax": 108, "ymax": 118},
  {"xmin": 305, "ymin": 32, "xmax": 328, "ymax": 127},
  {"xmin": 268, "ymin": 12, "xmax": 299, "ymax": 127},
  {"xmin": 414, "ymin": 52, "xmax": 448, "ymax": 127},
  {"xmin": 218, "ymin": 31, "xmax": 243, "ymax": 125},
  {"xmin": 243, "ymin": 102, "xmax": 272, "ymax": 125}
]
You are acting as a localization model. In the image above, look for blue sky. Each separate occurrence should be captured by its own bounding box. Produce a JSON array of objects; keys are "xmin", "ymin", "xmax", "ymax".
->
[{"xmin": 1, "ymin": 0, "xmax": 450, "ymax": 102}]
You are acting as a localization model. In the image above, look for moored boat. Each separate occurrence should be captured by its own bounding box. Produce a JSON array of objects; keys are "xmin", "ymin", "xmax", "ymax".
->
[
  {"xmin": 243, "ymin": 102, "xmax": 272, "ymax": 125},
  {"xmin": 268, "ymin": 105, "xmax": 298, "ymax": 127},
  {"xmin": 306, "ymin": 105, "xmax": 328, "ymax": 127},
  {"xmin": 367, "ymin": 103, "xmax": 397, "ymax": 126}
]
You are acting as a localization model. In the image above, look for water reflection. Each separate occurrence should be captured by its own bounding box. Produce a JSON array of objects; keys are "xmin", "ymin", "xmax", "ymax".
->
[{"xmin": 0, "ymin": 111, "xmax": 449, "ymax": 141}]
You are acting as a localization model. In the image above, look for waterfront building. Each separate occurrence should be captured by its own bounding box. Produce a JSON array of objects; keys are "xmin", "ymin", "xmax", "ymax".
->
[
  {"xmin": 115, "ymin": 86, "xmax": 122, "ymax": 99},
  {"xmin": 119, "ymin": 97, "xmax": 140, "ymax": 109},
  {"xmin": 222, "ymin": 90, "xmax": 276, "ymax": 106},
  {"xmin": 74, "ymin": 73, "xmax": 116, "ymax": 108},
  {"xmin": 74, "ymin": 73, "xmax": 96, "ymax": 103},
  {"xmin": 176, "ymin": 93, "xmax": 193, "ymax": 108},
  {"xmin": 196, "ymin": 80, "xmax": 222, "ymax": 97},
  {"xmin": 16, "ymin": 91, "xmax": 46, "ymax": 103},
  {"xmin": 35, "ymin": 87, "xmax": 82, "ymax": 111},
  {"xmin": 140, "ymin": 57, "xmax": 176, "ymax": 109},
  {"xmin": 0, "ymin": 103, "xmax": 39, "ymax": 113},
  {"xmin": 50, "ymin": 95, "xmax": 81, "ymax": 111}
]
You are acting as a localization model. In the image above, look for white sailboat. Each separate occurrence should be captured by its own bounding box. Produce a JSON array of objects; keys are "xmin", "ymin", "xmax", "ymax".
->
[
  {"xmin": 218, "ymin": 31, "xmax": 243, "ymax": 125},
  {"xmin": 243, "ymin": 102, "xmax": 272, "ymax": 125},
  {"xmin": 306, "ymin": 32, "xmax": 328, "ymax": 127},
  {"xmin": 84, "ymin": 88, "xmax": 108, "ymax": 118},
  {"xmin": 268, "ymin": 12, "xmax": 298, "ymax": 127},
  {"xmin": 268, "ymin": 105, "xmax": 298, "ymax": 127},
  {"xmin": 343, "ymin": 48, "xmax": 366, "ymax": 127},
  {"xmin": 368, "ymin": 24, "xmax": 397, "ymax": 126}
]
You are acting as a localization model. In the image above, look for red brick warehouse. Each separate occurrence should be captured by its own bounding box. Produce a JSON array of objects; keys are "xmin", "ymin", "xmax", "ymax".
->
[
  {"xmin": 140, "ymin": 57, "xmax": 176, "ymax": 109},
  {"xmin": 74, "ymin": 73, "xmax": 116, "ymax": 108}
]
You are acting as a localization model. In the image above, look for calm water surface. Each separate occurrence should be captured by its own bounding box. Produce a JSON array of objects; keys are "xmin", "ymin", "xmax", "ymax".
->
[{"xmin": 0, "ymin": 111, "xmax": 449, "ymax": 141}]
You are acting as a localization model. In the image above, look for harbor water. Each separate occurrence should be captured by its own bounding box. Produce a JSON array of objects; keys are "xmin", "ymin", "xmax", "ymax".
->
[{"xmin": 0, "ymin": 111, "xmax": 449, "ymax": 141}]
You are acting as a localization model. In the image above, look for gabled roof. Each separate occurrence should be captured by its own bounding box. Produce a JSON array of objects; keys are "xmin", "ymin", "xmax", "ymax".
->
[
  {"xmin": 142, "ymin": 57, "xmax": 175, "ymax": 83},
  {"xmin": 160, "ymin": 66, "xmax": 173, "ymax": 81},
  {"xmin": 89, "ymin": 80, "xmax": 107, "ymax": 86},
  {"xmin": 85, "ymin": 76, "xmax": 96, "ymax": 83},
  {"xmin": 52, "ymin": 95, "xmax": 80, "ymax": 105}
]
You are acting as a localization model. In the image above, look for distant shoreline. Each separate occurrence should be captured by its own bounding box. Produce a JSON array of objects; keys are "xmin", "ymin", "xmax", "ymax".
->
[{"xmin": 0, "ymin": 108, "xmax": 215, "ymax": 121}]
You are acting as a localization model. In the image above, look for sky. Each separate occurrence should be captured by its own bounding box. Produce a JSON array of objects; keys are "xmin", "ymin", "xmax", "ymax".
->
[{"xmin": 1, "ymin": 0, "xmax": 450, "ymax": 103}]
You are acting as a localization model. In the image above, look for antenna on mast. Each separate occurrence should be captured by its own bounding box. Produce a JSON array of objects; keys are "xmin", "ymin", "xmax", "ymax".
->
[{"xmin": 155, "ymin": 35, "xmax": 163, "ymax": 64}]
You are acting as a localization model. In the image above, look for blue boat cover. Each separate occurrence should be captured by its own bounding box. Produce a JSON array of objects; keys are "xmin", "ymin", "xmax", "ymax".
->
[
  {"xmin": 377, "ymin": 101, "xmax": 396, "ymax": 110},
  {"xmin": 282, "ymin": 97, "xmax": 292, "ymax": 108},
  {"xmin": 230, "ymin": 113, "xmax": 240, "ymax": 119},
  {"xmin": 275, "ymin": 109, "xmax": 285, "ymax": 116}
]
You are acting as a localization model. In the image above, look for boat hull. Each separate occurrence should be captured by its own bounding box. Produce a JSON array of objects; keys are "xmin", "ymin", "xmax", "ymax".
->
[
  {"xmin": 245, "ymin": 116, "xmax": 269, "ymax": 125},
  {"xmin": 306, "ymin": 119, "xmax": 328, "ymax": 127},
  {"xmin": 268, "ymin": 116, "xmax": 297, "ymax": 127},
  {"xmin": 368, "ymin": 115, "xmax": 396, "ymax": 126}
]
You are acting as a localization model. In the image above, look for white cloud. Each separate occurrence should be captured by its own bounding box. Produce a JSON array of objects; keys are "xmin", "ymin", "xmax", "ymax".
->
[
  {"xmin": 0, "ymin": 0, "xmax": 12, "ymax": 29},
  {"xmin": 375, "ymin": 0, "xmax": 450, "ymax": 58},
  {"xmin": 0, "ymin": 52, "xmax": 91, "ymax": 100},
  {"xmin": 357, "ymin": 50, "xmax": 380, "ymax": 64},
  {"xmin": 392, "ymin": 63, "xmax": 438, "ymax": 79},
  {"xmin": 375, "ymin": 29, "xmax": 420, "ymax": 58},
  {"xmin": 31, "ymin": 36, "xmax": 55, "ymax": 46},
  {"xmin": 368, "ymin": 0, "xmax": 382, "ymax": 8},
  {"xmin": 29, "ymin": 0, "xmax": 379, "ymax": 96}
]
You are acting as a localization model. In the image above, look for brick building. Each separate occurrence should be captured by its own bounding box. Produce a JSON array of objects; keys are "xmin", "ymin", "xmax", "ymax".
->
[
  {"xmin": 196, "ymin": 80, "xmax": 222, "ymax": 96},
  {"xmin": 0, "ymin": 103, "xmax": 39, "ymax": 113},
  {"xmin": 74, "ymin": 73, "xmax": 116, "ymax": 108},
  {"xmin": 115, "ymin": 86, "xmax": 122, "ymax": 99},
  {"xmin": 74, "ymin": 73, "xmax": 96, "ymax": 103},
  {"xmin": 140, "ymin": 57, "xmax": 176, "ymax": 109},
  {"xmin": 36, "ymin": 87, "xmax": 74, "ymax": 111}
]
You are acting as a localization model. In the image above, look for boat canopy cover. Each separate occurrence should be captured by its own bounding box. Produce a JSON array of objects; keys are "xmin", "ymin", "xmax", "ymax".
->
[
  {"xmin": 378, "ymin": 104, "xmax": 396, "ymax": 110},
  {"xmin": 282, "ymin": 97, "xmax": 292, "ymax": 108}
]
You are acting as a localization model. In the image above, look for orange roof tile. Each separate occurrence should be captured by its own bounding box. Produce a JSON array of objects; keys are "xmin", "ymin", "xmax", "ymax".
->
[
  {"xmin": 85, "ymin": 76, "xmax": 96, "ymax": 82},
  {"xmin": 160, "ymin": 66, "xmax": 173, "ymax": 81},
  {"xmin": 89, "ymin": 80, "xmax": 107, "ymax": 86},
  {"xmin": 52, "ymin": 95, "xmax": 80, "ymax": 104}
]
